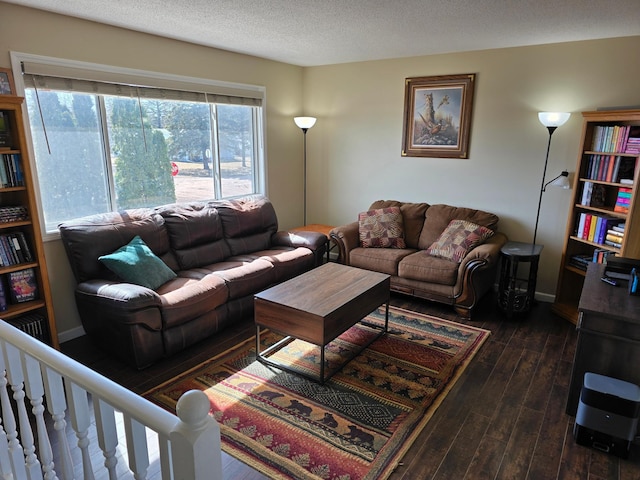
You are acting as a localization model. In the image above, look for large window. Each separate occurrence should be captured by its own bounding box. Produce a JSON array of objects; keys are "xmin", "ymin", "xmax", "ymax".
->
[{"xmin": 19, "ymin": 60, "xmax": 264, "ymax": 234}]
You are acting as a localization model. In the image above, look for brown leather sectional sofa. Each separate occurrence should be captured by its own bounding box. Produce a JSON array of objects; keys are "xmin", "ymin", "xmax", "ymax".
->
[
  {"xmin": 59, "ymin": 195, "xmax": 326, "ymax": 369},
  {"xmin": 330, "ymin": 200, "xmax": 508, "ymax": 318}
]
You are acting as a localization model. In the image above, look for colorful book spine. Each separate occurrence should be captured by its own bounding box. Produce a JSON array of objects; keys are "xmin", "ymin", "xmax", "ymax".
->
[{"xmin": 614, "ymin": 187, "xmax": 632, "ymax": 212}]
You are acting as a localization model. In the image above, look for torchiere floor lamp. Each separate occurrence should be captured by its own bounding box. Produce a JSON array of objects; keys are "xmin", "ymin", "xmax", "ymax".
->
[{"xmin": 294, "ymin": 116, "xmax": 317, "ymax": 225}]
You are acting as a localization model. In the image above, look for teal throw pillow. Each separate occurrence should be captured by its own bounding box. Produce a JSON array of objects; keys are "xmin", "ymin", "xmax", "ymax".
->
[{"xmin": 99, "ymin": 235, "xmax": 176, "ymax": 290}]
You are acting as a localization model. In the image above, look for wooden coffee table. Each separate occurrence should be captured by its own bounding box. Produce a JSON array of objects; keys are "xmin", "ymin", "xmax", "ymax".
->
[{"xmin": 254, "ymin": 262, "xmax": 390, "ymax": 384}]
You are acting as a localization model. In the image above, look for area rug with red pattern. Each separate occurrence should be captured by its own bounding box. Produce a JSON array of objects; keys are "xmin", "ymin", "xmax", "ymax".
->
[{"xmin": 144, "ymin": 306, "xmax": 490, "ymax": 480}]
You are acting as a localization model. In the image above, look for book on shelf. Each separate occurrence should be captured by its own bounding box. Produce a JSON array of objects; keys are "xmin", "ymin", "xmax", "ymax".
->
[
  {"xmin": 590, "ymin": 184, "xmax": 606, "ymax": 207},
  {"xmin": 614, "ymin": 187, "xmax": 632, "ymax": 213},
  {"xmin": 6, "ymin": 313, "xmax": 47, "ymax": 342},
  {"xmin": 569, "ymin": 254, "xmax": 592, "ymax": 271},
  {"xmin": 624, "ymin": 126, "xmax": 640, "ymax": 154},
  {"xmin": 575, "ymin": 213, "xmax": 623, "ymax": 245},
  {"xmin": 0, "ymin": 205, "xmax": 28, "ymax": 223},
  {"xmin": 0, "ymin": 112, "xmax": 13, "ymax": 149},
  {"xmin": 606, "ymin": 231, "xmax": 623, "ymax": 243},
  {"xmin": 7, "ymin": 268, "xmax": 38, "ymax": 304},
  {"xmin": 605, "ymin": 239, "xmax": 622, "ymax": 249},
  {"xmin": 592, "ymin": 248, "xmax": 617, "ymax": 264},
  {"xmin": 0, "ymin": 276, "xmax": 7, "ymax": 311},
  {"xmin": 0, "ymin": 231, "xmax": 34, "ymax": 267},
  {"xmin": 580, "ymin": 182, "xmax": 593, "ymax": 206},
  {"xmin": 585, "ymin": 154, "xmax": 636, "ymax": 183},
  {"xmin": 616, "ymin": 157, "xmax": 637, "ymax": 184},
  {"xmin": 591, "ymin": 125, "xmax": 631, "ymax": 153},
  {"xmin": 0, "ymin": 153, "xmax": 24, "ymax": 188}
]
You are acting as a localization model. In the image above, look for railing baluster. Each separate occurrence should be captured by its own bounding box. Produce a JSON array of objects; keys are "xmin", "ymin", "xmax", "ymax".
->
[
  {"xmin": 3, "ymin": 341, "xmax": 43, "ymax": 479},
  {"xmin": 22, "ymin": 352, "xmax": 57, "ymax": 480},
  {"xmin": 124, "ymin": 415, "xmax": 149, "ymax": 479},
  {"xmin": 93, "ymin": 397, "xmax": 119, "ymax": 480},
  {"xmin": 0, "ymin": 353, "xmax": 26, "ymax": 480},
  {"xmin": 41, "ymin": 366, "xmax": 73, "ymax": 480},
  {"xmin": 65, "ymin": 380, "xmax": 96, "ymax": 480},
  {"xmin": 157, "ymin": 432, "xmax": 173, "ymax": 480}
]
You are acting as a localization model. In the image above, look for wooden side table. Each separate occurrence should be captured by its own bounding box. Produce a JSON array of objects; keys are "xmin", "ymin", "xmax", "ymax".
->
[
  {"xmin": 290, "ymin": 224, "xmax": 335, "ymax": 263},
  {"xmin": 497, "ymin": 241, "xmax": 543, "ymax": 318}
]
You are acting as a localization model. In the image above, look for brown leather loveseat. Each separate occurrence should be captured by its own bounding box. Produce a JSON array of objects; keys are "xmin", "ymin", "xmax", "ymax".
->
[
  {"xmin": 59, "ymin": 195, "xmax": 326, "ymax": 369},
  {"xmin": 330, "ymin": 200, "xmax": 508, "ymax": 318}
]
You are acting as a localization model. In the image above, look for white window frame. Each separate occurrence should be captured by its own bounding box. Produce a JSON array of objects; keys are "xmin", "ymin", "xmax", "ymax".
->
[{"xmin": 10, "ymin": 52, "xmax": 268, "ymax": 242}]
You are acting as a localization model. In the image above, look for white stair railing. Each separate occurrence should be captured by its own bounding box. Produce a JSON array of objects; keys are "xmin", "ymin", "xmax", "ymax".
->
[{"xmin": 0, "ymin": 321, "xmax": 222, "ymax": 480}]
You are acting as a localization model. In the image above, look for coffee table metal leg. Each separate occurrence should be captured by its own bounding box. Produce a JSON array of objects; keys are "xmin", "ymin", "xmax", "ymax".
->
[{"xmin": 255, "ymin": 303, "xmax": 389, "ymax": 384}]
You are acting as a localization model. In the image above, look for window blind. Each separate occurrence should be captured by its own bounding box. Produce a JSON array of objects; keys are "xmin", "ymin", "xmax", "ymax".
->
[{"xmin": 21, "ymin": 61, "xmax": 262, "ymax": 107}]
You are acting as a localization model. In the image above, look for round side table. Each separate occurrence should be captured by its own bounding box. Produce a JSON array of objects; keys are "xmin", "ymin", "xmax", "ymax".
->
[{"xmin": 497, "ymin": 241, "xmax": 543, "ymax": 318}]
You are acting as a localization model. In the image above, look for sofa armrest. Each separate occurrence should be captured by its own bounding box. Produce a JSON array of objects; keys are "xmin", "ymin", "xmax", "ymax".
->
[
  {"xmin": 453, "ymin": 232, "xmax": 508, "ymax": 315},
  {"xmin": 457, "ymin": 232, "xmax": 507, "ymax": 272},
  {"xmin": 329, "ymin": 222, "xmax": 359, "ymax": 265},
  {"xmin": 272, "ymin": 230, "xmax": 326, "ymax": 250},
  {"xmin": 75, "ymin": 279, "xmax": 165, "ymax": 369},
  {"xmin": 76, "ymin": 280, "xmax": 163, "ymax": 317},
  {"xmin": 272, "ymin": 230, "xmax": 328, "ymax": 265}
]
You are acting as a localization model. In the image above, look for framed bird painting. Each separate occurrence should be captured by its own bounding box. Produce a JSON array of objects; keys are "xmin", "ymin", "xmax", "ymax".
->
[{"xmin": 401, "ymin": 73, "xmax": 475, "ymax": 158}]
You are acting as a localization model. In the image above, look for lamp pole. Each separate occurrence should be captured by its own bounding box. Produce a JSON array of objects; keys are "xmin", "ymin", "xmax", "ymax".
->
[
  {"xmin": 533, "ymin": 126, "xmax": 556, "ymax": 245},
  {"xmin": 294, "ymin": 117, "xmax": 317, "ymax": 226},
  {"xmin": 534, "ymin": 112, "xmax": 570, "ymax": 245}
]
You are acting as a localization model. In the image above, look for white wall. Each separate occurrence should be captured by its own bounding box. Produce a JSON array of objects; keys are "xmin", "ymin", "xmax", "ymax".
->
[
  {"xmin": 303, "ymin": 37, "xmax": 640, "ymax": 302},
  {"xmin": 2, "ymin": 2, "xmax": 640, "ymax": 340}
]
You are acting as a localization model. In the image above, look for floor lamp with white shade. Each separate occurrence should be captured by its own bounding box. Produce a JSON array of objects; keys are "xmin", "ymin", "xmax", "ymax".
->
[
  {"xmin": 294, "ymin": 116, "xmax": 317, "ymax": 225},
  {"xmin": 533, "ymin": 112, "xmax": 571, "ymax": 245}
]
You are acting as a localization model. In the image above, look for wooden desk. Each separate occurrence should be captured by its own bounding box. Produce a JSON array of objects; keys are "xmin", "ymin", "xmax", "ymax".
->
[{"xmin": 566, "ymin": 263, "xmax": 640, "ymax": 416}]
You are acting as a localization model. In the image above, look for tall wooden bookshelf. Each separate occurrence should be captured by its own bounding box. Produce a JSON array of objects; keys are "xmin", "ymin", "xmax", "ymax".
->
[
  {"xmin": 0, "ymin": 95, "xmax": 58, "ymax": 348},
  {"xmin": 552, "ymin": 109, "xmax": 640, "ymax": 324}
]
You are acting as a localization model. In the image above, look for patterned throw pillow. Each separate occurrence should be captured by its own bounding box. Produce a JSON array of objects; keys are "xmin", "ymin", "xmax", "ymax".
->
[
  {"xmin": 358, "ymin": 207, "xmax": 406, "ymax": 248},
  {"xmin": 426, "ymin": 219, "xmax": 494, "ymax": 263}
]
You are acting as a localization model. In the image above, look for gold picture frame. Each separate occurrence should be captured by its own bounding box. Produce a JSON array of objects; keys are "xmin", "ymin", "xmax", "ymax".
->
[
  {"xmin": 401, "ymin": 73, "xmax": 476, "ymax": 158},
  {"xmin": 0, "ymin": 68, "xmax": 16, "ymax": 96}
]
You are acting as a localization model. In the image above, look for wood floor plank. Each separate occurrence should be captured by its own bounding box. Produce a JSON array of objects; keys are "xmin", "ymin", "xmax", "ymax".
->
[
  {"xmin": 495, "ymin": 407, "xmax": 544, "ymax": 480},
  {"xmin": 559, "ymin": 422, "xmax": 592, "ymax": 480},
  {"xmin": 529, "ymin": 383, "xmax": 571, "ymax": 479},
  {"xmin": 432, "ymin": 412, "xmax": 492, "ymax": 479},
  {"xmin": 464, "ymin": 434, "xmax": 508, "ymax": 480},
  {"xmin": 524, "ymin": 333, "xmax": 566, "ymax": 412}
]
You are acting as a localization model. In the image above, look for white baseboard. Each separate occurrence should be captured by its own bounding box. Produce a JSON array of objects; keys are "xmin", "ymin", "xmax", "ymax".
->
[{"xmin": 57, "ymin": 325, "xmax": 86, "ymax": 344}]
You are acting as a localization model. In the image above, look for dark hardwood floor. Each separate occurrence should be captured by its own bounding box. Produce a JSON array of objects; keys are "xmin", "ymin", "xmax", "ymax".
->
[{"xmin": 61, "ymin": 294, "xmax": 640, "ymax": 480}]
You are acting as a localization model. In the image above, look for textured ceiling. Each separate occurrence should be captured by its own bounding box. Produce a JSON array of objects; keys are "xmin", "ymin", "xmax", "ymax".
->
[{"xmin": 5, "ymin": 0, "xmax": 640, "ymax": 66}]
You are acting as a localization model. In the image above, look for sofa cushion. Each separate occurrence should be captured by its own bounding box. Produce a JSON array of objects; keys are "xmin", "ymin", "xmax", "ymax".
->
[
  {"xmin": 358, "ymin": 207, "xmax": 406, "ymax": 248},
  {"xmin": 426, "ymin": 220, "xmax": 495, "ymax": 263},
  {"xmin": 59, "ymin": 209, "xmax": 174, "ymax": 283},
  {"xmin": 156, "ymin": 273, "xmax": 229, "ymax": 328},
  {"xmin": 157, "ymin": 203, "xmax": 230, "ymax": 269},
  {"xmin": 98, "ymin": 235, "xmax": 177, "ymax": 290},
  {"xmin": 251, "ymin": 247, "xmax": 316, "ymax": 282},
  {"xmin": 369, "ymin": 200, "xmax": 429, "ymax": 249},
  {"xmin": 398, "ymin": 251, "xmax": 459, "ymax": 285},
  {"xmin": 349, "ymin": 247, "xmax": 416, "ymax": 276},
  {"xmin": 216, "ymin": 196, "xmax": 278, "ymax": 256},
  {"xmin": 206, "ymin": 258, "xmax": 276, "ymax": 300},
  {"xmin": 418, "ymin": 204, "xmax": 499, "ymax": 250}
]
